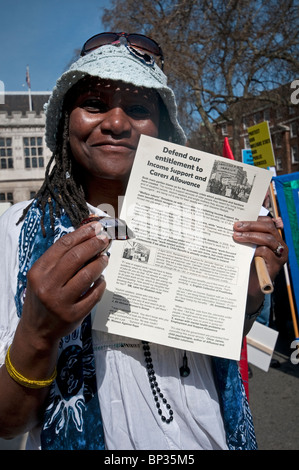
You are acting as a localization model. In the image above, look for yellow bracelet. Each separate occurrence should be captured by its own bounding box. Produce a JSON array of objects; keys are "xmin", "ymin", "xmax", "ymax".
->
[{"xmin": 5, "ymin": 346, "xmax": 57, "ymax": 389}]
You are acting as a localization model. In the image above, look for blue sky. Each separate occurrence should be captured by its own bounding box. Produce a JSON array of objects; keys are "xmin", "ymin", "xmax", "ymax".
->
[{"xmin": 0, "ymin": 0, "xmax": 112, "ymax": 91}]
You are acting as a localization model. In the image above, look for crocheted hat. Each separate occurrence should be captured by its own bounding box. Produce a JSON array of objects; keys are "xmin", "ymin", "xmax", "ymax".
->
[{"xmin": 44, "ymin": 44, "xmax": 186, "ymax": 151}]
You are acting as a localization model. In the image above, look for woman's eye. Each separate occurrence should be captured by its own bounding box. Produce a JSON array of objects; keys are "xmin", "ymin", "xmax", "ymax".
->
[
  {"xmin": 127, "ymin": 105, "xmax": 151, "ymax": 118},
  {"xmin": 81, "ymin": 99, "xmax": 107, "ymax": 112}
]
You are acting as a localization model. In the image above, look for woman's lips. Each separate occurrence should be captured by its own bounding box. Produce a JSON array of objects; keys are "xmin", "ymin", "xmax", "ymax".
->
[{"xmin": 90, "ymin": 141, "xmax": 136, "ymax": 151}]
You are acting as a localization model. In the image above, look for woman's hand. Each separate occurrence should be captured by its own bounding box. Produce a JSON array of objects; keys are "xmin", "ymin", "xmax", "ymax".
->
[
  {"xmin": 20, "ymin": 220, "xmax": 110, "ymax": 348},
  {"xmin": 233, "ymin": 216, "xmax": 288, "ymax": 319},
  {"xmin": 233, "ymin": 216, "xmax": 288, "ymax": 280}
]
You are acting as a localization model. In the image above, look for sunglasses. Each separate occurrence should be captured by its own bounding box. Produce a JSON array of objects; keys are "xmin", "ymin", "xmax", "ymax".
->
[{"xmin": 80, "ymin": 32, "xmax": 164, "ymax": 70}]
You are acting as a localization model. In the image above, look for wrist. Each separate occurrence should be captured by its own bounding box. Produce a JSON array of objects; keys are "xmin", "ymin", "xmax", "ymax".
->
[
  {"xmin": 5, "ymin": 345, "xmax": 57, "ymax": 389},
  {"xmin": 245, "ymin": 300, "xmax": 265, "ymax": 321},
  {"xmin": 17, "ymin": 313, "xmax": 60, "ymax": 354},
  {"xmin": 9, "ymin": 319, "xmax": 60, "ymax": 383}
]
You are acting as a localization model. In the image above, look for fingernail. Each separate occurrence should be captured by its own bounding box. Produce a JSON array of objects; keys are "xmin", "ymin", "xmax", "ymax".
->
[
  {"xmin": 88, "ymin": 221, "xmax": 101, "ymax": 230},
  {"xmin": 91, "ymin": 222, "xmax": 105, "ymax": 237},
  {"xmin": 97, "ymin": 232, "xmax": 109, "ymax": 242}
]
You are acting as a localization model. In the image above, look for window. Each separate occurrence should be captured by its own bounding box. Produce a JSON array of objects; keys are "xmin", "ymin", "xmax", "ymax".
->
[
  {"xmin": 290, "ymin": 122, "xmax": 297, "ymax": 138},
  {"xmin": 221, "ymin": 123, "xmax": 228, "ymax": 136},
  {"xmin": 242, "ymin": 116, "xmax": 249, "ymax": 130},
  {"xmin": 0, "ymin": 192, "xmax": 13, "ymax": 204},
  {"xmin": 23, "ymin": 137, "xmax": 44, "ymax": 168},
  {"xmin": 0, "ymin": 137, "xmax": 13, "ymax": 169},
  {"xmin": 275, "ymin": 133, "xmax": 282, "ymax": 148},
  {"xmin": 244, "ymin": 137, "xmax": 250, "ymax": 149},
  {"xmin": 291, "ymin": 146, "xmax": 298, "ymax": 164},
  {"xmin": 276, "ymin": 157, "xmax": 283, "ymax": 171},
  {"xmin": 253, "ymin": 112, "xmax": 261, "ymax": 124},
  {"xmin": 263, "ymin": 108, "xmax": 270, "ymax": 122}
]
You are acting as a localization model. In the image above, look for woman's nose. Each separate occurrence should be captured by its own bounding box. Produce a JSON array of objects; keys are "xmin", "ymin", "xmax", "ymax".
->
[{"xmin": 100, "ymin": 107, "xmax": 131, "ymax": 136}]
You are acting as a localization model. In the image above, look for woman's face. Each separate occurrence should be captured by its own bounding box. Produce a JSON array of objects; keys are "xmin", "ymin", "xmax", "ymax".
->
[{"xmin": 68, "ymin": 78, "xmax": 160, "ymax": 185}]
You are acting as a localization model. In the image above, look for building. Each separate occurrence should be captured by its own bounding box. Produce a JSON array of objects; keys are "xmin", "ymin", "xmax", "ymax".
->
[
  {"xmin": 216, "ymin": 84, "xmax": 299, "ymax": 175},
  {"xmin": 0, "ymin": 91, "xmax": 51, "ymax": 205}
]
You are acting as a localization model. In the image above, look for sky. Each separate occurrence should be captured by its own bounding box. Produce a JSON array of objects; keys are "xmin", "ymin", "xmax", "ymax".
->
[{"xmin": 0, "ymin": 0, "xmax": 112, "ymax": 92}]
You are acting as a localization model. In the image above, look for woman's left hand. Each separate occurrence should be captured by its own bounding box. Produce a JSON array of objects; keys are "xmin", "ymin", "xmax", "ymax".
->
[
  {"xmin": 233, "ymin": 216, "xmax": 288, "ymax": 279},
  {"xmin": 233, "ymin": 216, "xmax": 288, "ymax": 316}
]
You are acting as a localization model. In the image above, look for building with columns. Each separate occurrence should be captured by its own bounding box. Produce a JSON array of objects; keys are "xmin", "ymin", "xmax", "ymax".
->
[{"xmin": 0, "ymin": 91, "xmax": 51, "ymax": 205}]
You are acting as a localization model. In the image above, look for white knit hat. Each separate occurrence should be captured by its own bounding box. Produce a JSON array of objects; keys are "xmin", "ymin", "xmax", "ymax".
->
[{"xmin": 44, "ymin": 44, "xmax": 186, "ymax": 151}]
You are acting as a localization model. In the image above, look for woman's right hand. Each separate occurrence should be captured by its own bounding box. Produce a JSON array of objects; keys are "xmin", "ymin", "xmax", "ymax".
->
[{"xmin": 20, "ymin": 220, "xmax": 110, "ymax": 348}]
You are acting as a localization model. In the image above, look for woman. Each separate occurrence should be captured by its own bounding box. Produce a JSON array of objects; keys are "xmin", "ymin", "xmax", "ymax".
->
[{"xmin": 0, "ymin": 33, "xmax": 287, "ymax": 450}]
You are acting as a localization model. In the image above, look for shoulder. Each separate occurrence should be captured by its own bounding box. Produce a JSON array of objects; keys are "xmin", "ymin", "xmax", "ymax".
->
[
  {"xmin": 0, "ymin": 200, "xmax": 32, "ymax": 247},
  {"xmin": 0, "ymin": 201, "xmax": 32, "ymax": 362},
  {"xmin": 0, "ymin": 200, "xmax": 31, "ymax": 226}
]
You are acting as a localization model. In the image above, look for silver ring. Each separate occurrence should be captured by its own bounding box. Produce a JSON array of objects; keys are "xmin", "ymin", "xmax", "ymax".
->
[{"xmin": 273, "ymin": 243, "xmax": 284, "ymax": 257}]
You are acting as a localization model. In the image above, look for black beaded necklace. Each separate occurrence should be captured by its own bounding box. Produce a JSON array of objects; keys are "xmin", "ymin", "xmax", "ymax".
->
[{"xmin": 142, "ymin": 341, "xmax": 174, "ymax": 424}]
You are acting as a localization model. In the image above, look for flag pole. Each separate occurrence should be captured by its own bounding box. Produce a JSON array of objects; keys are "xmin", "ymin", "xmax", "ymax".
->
[
  {"xmin": 28, "ymin": 87, "xmax": 32, "ymax": 112},
  {"xmin": 26, "ymin": 65, "xmax": 32, "ymax": 111}
]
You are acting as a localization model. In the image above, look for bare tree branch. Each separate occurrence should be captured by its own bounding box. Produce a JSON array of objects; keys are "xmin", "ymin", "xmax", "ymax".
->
[{"xmin": 101, "ymin": 0, "xmax": 299, "ymax": 158}]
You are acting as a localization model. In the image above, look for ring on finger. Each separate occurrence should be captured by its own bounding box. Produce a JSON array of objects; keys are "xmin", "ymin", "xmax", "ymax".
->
[{"xmin": 273, "ymin": 243, "xmax": 284, "ymax": 257}]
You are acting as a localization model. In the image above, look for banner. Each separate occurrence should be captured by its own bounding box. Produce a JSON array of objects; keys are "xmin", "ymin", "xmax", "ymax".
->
[
  {"xmin": 247, "ymin": 121, "xmax": 275, "ymax": 168},
  {"xmin": 242, "ymin": 149, "xmax": 254, "ymax": 166},
  {"xmin": 273, "ymin": 172, "xmax": 299, "ymax": 320}
]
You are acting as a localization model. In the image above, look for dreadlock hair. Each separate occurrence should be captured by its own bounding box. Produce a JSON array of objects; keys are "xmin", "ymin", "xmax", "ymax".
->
[{"xmin": 17, "ymin": 108, "xmax": 89, "ymax": 237}]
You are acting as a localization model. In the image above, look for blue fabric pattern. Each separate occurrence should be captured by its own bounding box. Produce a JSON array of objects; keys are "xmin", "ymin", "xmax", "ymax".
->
[
  {"xmin": 212, "ymin": 357, "xmax": 257, "ymax": 450},
  {"xmin": 15, "ymin": 201, "xmax": 105, "ymax": 450},
  {"xmin": 15, "ymin": 201, "xmax": 257, "ymax": 450}
]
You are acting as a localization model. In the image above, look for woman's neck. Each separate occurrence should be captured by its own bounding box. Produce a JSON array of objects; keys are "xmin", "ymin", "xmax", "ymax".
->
[{"xmin": 85, "ymin": 177, "xmax": 128, "ymax": 218}]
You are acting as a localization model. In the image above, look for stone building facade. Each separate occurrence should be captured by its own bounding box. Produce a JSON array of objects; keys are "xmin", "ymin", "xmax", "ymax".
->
[{"xmin": 0, "ymin": 92, "xmax": 51, "ymax": 205}]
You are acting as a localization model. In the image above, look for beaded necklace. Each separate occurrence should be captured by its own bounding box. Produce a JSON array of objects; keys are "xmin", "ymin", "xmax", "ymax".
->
[
  {"xmin": 142, "ymin": 342, "xmax": 191, "ymax": 423},
  {"xmin": 142, "ymin": 341, "xmax": 174, "ymax": 423}
]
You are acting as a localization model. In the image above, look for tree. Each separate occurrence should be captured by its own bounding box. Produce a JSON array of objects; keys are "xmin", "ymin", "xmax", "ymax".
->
[{"xmin": 102, "ymin": 0, "xmax": 299, "ymax": 159}]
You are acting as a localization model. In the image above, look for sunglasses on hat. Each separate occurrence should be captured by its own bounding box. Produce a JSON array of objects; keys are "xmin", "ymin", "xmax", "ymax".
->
[{"xmin": 80, "ymin": 32, "xmax": 164, "ymax": 70}]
